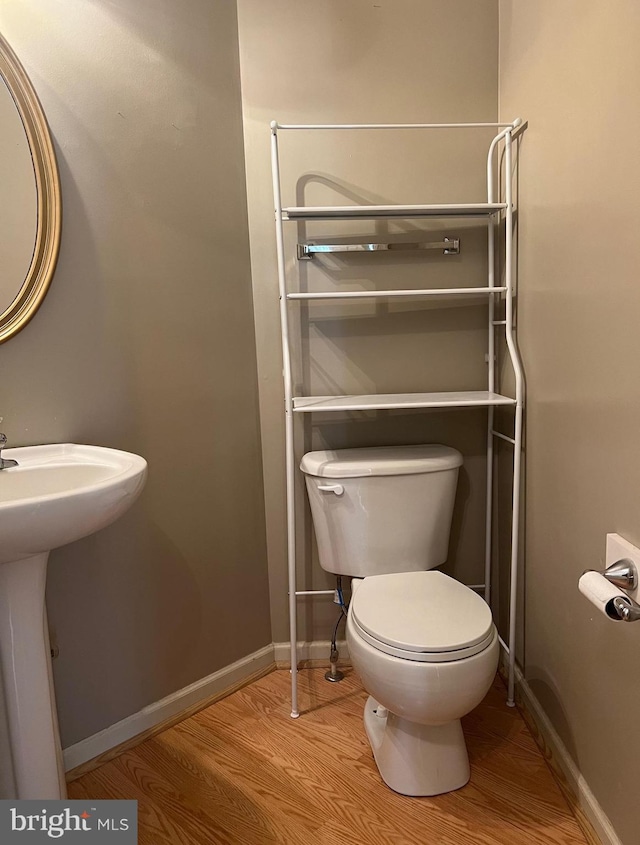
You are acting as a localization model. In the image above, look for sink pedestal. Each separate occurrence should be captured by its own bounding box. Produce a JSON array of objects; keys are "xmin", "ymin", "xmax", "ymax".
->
[{"xmin": 0, "ymin": 553, "xmax": 66, "ymax": 799}]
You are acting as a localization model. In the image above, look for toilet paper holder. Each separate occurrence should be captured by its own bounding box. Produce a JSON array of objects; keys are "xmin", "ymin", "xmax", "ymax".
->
[
  {"xmin": 588, "ymin": 559, "xmax": 640, "ymax": 622},
  {"xmin": 599, "ymin": 558, "xmax": 638, "ymax": 591},
  {"xmin": 611, "ymin": 595, "xmax": 640, "ymax": 622}
]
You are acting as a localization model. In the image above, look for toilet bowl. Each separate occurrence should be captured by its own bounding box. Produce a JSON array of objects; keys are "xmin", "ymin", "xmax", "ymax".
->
[
  {"xmin": 346, "ymin": 572, "xmax": 498, "ymax": 796},
  {"xmin": 300, "ymin": 444, "xmax": 498, "ymax": 796}
]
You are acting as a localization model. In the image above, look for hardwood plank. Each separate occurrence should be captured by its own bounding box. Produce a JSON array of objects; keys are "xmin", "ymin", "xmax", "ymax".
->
[
  {"xmin": 178, "ymin": 687, "xmax": 456, "ymax": 844},
  {"xmin": 149, "ymin": 727, "xmax": 323, "ymax": 842},
  {"xmin": 70, "ymin": 669, "xmax": 591, "ymax": 845},
  {"xmin": 69, "ymin": 765, "xmax": 200, "ymax": 845},
  {"xmin": 115, "ymin": 749, "xmax": 287, "ymax": 845},
  {"xmin": 170, "ymin": 716, "xmax": 426, "ymax": 844}
]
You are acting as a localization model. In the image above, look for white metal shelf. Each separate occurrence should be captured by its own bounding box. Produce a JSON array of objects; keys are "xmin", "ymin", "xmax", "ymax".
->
[
  {"xmin": 271, "ymin": 118, "xmax": 525, "ymax": 717},
  {"xmin": 292, "ymin": 391, "xmax": 516, "ymax": 413},
  {"xmin": 287, "ymin": 286, "xmax": 507, "ymax": 301},
  {"xmin": 283, "ymin": 202, "xmax": 507, "ymax": 221}
]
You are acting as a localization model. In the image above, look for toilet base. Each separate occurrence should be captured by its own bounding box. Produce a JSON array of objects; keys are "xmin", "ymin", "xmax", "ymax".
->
[{"xmin": 363, "ymin": 696, "xmax": 470, "ymax": 796}]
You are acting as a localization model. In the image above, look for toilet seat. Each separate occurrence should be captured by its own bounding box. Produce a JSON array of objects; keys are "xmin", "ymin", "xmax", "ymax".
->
[{"xmin": 351, "ymin": 571, "xmax": 495, "ymax": 663}]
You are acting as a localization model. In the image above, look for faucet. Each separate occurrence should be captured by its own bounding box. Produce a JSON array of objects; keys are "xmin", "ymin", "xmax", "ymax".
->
[{"xmin": 0, "ymin": 433, "xmax": 18, "ymax": 469}]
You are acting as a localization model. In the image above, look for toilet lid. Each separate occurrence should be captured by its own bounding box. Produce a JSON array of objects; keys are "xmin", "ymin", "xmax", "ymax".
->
[{"xmin": 351, "ymin": 571, "xmax": 494, "ymax": 658}]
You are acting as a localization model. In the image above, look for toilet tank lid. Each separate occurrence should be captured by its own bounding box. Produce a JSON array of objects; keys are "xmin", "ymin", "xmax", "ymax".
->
[{"xmin": 299, "ymin": 444, "xmax": 463, "ymax": 478}]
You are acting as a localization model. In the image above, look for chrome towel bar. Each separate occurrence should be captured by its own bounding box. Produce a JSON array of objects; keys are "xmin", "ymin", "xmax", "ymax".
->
[{"xmin": 297, "ymin": 237, "xmax": 459, "ymax": 260}]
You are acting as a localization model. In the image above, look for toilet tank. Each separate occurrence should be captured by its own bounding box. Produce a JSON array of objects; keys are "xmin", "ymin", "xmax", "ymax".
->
[{"xmin": 300, "ymin": 444, "xmax": 463, "ymax": 578}]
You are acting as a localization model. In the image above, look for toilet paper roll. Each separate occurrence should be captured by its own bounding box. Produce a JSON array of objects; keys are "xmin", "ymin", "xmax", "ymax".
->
[{"xmin": 578, "ymin": 571, "xmax": 628, "ymax": 620}]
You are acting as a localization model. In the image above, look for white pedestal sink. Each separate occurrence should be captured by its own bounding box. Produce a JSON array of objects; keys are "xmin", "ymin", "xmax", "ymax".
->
[{"xmin": 0, "ymin": 444, "xmax": 147, "ymax": 799}]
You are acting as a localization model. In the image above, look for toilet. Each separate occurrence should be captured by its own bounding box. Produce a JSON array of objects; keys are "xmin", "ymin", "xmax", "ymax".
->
[{"xmin": 300, "ymin": 444, "xmax": 498, "ymax": 797}]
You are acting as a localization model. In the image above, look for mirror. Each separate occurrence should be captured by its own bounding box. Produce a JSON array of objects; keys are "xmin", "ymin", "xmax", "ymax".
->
[{"xmin": 0, "ymin": 34, "xmax": 61, "ymax": 344}]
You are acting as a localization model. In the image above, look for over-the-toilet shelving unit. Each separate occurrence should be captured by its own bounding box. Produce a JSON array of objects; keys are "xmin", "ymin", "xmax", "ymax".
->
[{"xmin": 270, "ymin": 119, "xmax": 524, "ymax": 716}]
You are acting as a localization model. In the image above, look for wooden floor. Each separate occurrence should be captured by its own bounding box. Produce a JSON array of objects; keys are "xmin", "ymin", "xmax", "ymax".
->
[{"xmin": 69, "ymin": 668, "xmax": 591, "ymax": 845}]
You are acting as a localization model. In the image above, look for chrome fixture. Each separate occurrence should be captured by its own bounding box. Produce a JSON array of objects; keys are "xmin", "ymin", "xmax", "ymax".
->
[
  {"xmin": 325, "ymin": 646, "xmax": 344, "ymax": 683},
  {"xmin": 297, "ymin": 237, "xmax": 460, "ymax": 260},
  {"xmin": 611, "ymin": 595, "xmax": 640, "ymax": 622},
  {"xmin": 600, "ymin": 558, "xmax": 638, "ymax": 591},
  {"xmin": 0, "ymin": 433, "xmax": 18, "ymax": 469},
  {"xmin": 588, "ymin": 559, "xmax": 640, "ymax": 622}
]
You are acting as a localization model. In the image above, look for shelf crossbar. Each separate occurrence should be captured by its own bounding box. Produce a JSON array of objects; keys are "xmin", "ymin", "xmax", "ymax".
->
[
  {"xmin": 287, "ymin": 287, "xmax": 507, "ymax": 301},
  {"xmin": 491, "ymin": 429, "xmax": 517, "ymax": 446},
  {"xmin": 274, "ymin": 121, "xmax": 521, "ymax": 131}
]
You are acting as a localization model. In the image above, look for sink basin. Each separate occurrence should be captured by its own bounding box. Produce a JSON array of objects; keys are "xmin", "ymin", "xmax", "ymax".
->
[
  {"xmin": 0, "ymin": 443, "xmax": 147, "ymax": 799},
  {"xmin": 0, "ymin": 443, "xmax": 147, "ymax": 565}
]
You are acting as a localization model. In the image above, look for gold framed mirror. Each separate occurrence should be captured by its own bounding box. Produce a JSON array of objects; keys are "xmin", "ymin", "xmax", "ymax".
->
[{"xmin": 0, "ymin": 33, "xmax": 61, "ymax": 344}]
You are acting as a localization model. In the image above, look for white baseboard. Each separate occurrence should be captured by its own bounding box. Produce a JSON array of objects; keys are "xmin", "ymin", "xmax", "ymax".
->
[
  {"xmin": 273, "ymin": 639, "xmax": 349, "ymax": 665},
  {"xmin": 506, "ymin": 654, "xmax": 621, "ymax": 845},
  {"xmin": 63, "ymin": 643, "xmax": 275, "ymax": 772}
]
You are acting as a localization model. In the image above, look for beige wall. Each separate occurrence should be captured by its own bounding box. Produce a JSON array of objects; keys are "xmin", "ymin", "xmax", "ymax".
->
[
  {"xmin": 237, "ymin": 0, "xmax": 500, "ymax": 642},
  {"xmin": 500, "ymin": 4, "xmax": 640, "ymax": 843},
  {"xmin": 0, "ymin": 0, "xmax": 271, "ymax": 748}
]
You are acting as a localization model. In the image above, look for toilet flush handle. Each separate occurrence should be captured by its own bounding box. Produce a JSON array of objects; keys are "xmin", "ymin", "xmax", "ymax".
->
[{"xmin": 317, "ymin": 483, "xmax": 344, "ymax": 496}]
